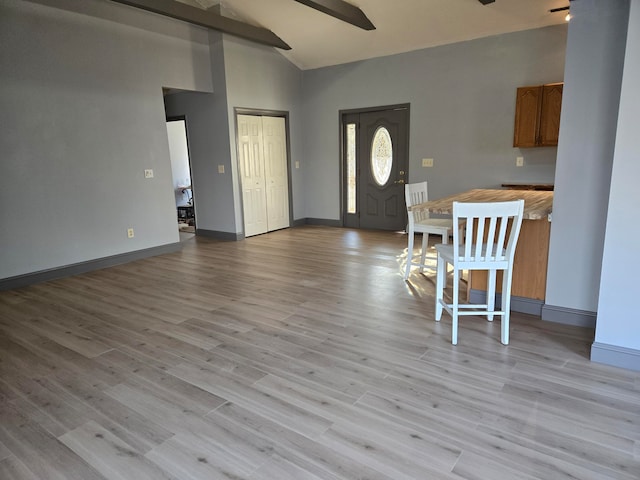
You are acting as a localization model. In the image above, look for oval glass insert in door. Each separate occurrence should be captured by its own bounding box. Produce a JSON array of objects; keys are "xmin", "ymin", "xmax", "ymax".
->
[{"xmin": 370, "ymin": 126, "xmax": 393, "ymax": 186}]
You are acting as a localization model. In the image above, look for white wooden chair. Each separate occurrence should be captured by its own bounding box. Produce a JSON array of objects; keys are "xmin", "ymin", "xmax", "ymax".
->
[
  {"xmin": 404, "ymin": 182, "xmax": 457, "ymax": 280},
  {"xmin": 435, "ymin": 200, "xmax": 524, "ymax": 345}
]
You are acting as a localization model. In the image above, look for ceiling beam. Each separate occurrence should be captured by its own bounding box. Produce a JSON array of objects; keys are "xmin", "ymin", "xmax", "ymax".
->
[
  {"xmin": 293, "ymin": 0, "xmax": 375, "ymax": 31},
  {"xmin": 109, "ymin": 0, "xmax": 291, "ymax": 50}
]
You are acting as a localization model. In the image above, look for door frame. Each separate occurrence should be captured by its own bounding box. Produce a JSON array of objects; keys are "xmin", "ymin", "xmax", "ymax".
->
[
  {"xmin": 339, "ymin": 103, "xmax": 410, "ymax": 227},
  {"xmin": 234, "ymin": 108, "xmax": 294, "ymax": 236}
]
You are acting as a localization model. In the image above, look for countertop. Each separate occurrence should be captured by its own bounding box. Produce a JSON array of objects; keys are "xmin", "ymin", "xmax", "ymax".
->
[{"xmin": 409, "ymin": 188, "xmax": 553, "ymax": 220}]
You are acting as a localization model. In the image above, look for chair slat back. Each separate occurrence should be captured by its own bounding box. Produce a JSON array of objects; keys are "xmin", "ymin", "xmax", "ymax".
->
[
  {"xmin": 453, "ymin": 200, "xmax": 525, "ymax": 264},
  {"xmin": 405, "ymin": 182, "xmax": 430, "ymax": 222}
]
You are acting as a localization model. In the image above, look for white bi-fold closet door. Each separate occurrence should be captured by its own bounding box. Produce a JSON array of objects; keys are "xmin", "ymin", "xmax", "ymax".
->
[{"xmin": 237, "ymin": 114, "xmax": 290, "ymax": 237}]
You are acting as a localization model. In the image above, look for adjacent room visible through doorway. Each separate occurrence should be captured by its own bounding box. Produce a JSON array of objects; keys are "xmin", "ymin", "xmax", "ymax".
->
[{"xmin": 166, "ymin": 117, "xmax": 195, "ymax": 241}]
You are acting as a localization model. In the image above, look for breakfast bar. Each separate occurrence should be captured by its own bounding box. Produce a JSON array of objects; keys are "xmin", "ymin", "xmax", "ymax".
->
[{"xmin": 409, "ymin": 188, "xmax": 554, "ymax": 314}]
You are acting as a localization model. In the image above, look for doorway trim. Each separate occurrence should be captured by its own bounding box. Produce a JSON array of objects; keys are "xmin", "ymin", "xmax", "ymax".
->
[
  {"xmin": 234, "ymin": 107, "xmax": 294, "ymax": 236},
  {"xmin": 339, "ymin": 103, "xmax": 411, "ymax": 227}
]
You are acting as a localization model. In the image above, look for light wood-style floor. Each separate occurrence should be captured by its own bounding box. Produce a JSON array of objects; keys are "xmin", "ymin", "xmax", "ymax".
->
[{"xmin": 1, "ymin": 226, "xmax": 638, "ymax": 480}]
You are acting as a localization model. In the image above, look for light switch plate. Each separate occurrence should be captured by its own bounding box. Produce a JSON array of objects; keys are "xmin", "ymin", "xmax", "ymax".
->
[
  {"xmin": 516, "ymin": 156, "xmax": 524, "ymax": 167},
  {"xmin": 422, "ymin": 158, "xmax": 434, "ymax": 167},
  {"xmin": 295, "ymin": 161, "xmax": 300, "ymax": 169},
  {"xmin": 144, "ymin": 169, "xmax": 154, "ymax": 178},
  {"xmin": 218, "ymin": 165, "xmax": 225, "ymax": 174}
]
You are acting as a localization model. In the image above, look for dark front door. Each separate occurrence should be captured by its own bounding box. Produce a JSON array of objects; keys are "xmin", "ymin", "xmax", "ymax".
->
[{"xmin": 342, "ymin": 106, "xmax": 409, "ymax": 230}]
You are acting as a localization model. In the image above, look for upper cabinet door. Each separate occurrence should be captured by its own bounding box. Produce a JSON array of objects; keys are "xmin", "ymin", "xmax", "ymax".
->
[
  {"xmin": 539, "ymin": 83, "xmax": 563, "ymax": 146},
  {"xmin": 513, "ymin": 83, "xmax": 563, "ymax": 148},
  {"xmin": 513, "ymin": 86, "xmax": 543, "ymax": 148}
]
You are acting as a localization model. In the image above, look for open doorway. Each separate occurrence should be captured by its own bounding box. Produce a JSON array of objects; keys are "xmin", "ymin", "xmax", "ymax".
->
[{"xmin": 166, "ymin": 116, "xmax": 195, "ymax": 241}]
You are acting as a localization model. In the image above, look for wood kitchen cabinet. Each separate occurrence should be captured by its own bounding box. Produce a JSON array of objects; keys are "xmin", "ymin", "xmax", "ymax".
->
[{"xmin": 513, "ymin": 83, "xmax": 563, "ymax": 147}]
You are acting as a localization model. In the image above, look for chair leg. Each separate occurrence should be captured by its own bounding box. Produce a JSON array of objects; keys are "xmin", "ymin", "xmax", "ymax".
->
[
  {"xmin": 405, "ymin": 229, "xmax": 415, "ymax": 280},
  {"xmin": 419, "ymin": 233, "xmax": 428, "ymax": 273},
  {"xmin": 451, "ymin": 266, "xmax": 459, "ymax": 345},
  {"xmin": 435, "ymin": 254, "xmax": 445, "ymax": 321},
  {"xmin": 487, "ymin": 269, "xmax": 496, "ymax": 321},
  {"xmin": 501, "ymin": 268, "xmax": 514, "ymax": 345},
  {"xmin": 449, "ymin": 230, "xmax": 465, "ymax": 283}
]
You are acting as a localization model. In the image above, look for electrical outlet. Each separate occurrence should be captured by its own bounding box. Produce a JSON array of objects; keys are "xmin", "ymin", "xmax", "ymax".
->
[
  {"xmin": 516, "ymin": 156, "xmax": 524, "ymax": 167},
  {"xmin": 127, "ymin": 228, "xmax": 135, "ymax": 238},
  {"xmin": 422, "ymin": 158, "xmax": 434, "ymax": 167},
  {"xmin": 218, "ymin": 165, "xmax": 225, "ymax": 174},
  {"xmin": 144, "ymin": 169, "xmax": 154, "ymax": 178}
]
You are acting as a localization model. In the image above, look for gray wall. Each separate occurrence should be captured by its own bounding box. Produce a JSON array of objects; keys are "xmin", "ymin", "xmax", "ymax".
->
[
  {"xmin": 0, "ymin": 0, "xmax": 212, "ymax": 279},
  {"xmin": 545, "ymin": 0, "xmax": 630, "ymax": 314},
  {"xmin": 164, "ymin": 32, "xmax": 237, "ymax": 235},
  {"xmin": 595, "ymin": 0, "xmax": 640, "ymax": 352},
  {"xmin": 164, "ymin": 35, "xmax": 304, "ymax": 235},
  {"xmin": 223, "ymin": 36, "xmax": 305, "ymax": 227},
  {"xmin": 301, "ymin": 25, "xmax": 567, "ymax": 220}
]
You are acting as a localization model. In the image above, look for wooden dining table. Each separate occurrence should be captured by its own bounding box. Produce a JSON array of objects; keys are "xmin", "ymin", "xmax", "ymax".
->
[
  {"xmin": 408, "ymin": 188, "xmax": 553, "ymax": 220},
  {"xmin": 410, "ymin": 188, "xmax": 554, "ymax": 315}
]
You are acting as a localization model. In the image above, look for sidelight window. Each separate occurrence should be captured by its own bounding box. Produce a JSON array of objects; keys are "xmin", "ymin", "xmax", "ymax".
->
[{"xmin": 346, "ymin": 123, "xmax": 357, "ymax": 213}]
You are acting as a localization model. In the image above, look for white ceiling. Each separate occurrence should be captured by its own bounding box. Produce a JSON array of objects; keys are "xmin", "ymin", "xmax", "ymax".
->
[{"xmin": 179, "ymin": 0, "xmax": 570, "ymax": 70}]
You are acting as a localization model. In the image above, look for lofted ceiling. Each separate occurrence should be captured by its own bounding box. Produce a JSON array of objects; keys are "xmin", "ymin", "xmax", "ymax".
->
[{"xmin": 175, "ymin": 0, "xmax": 570, "ymax": 70}]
